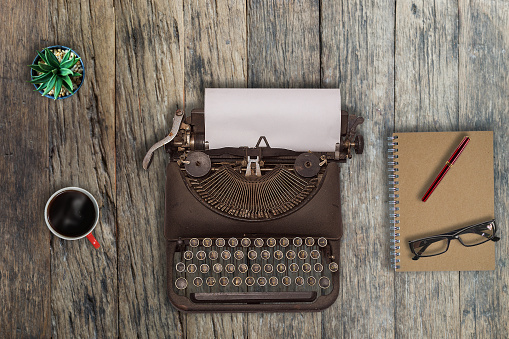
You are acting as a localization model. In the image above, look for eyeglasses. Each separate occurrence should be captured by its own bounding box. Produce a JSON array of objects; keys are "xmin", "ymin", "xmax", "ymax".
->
[{"xmin": 409, "ymin": 219, "xmax": 500, "ymax": 261}]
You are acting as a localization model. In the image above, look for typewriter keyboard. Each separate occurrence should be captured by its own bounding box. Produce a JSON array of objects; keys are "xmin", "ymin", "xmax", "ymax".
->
[{"xmin": 173, "ymin": 237, "xmax": 337, "ymax": 303}]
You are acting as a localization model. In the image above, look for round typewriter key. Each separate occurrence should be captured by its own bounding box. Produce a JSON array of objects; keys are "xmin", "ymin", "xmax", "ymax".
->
[
  {"xmin": 289, "ymin": 263, "xmax": 299, "ymax": 273},
  {"xmin": 282, "ymin": 276, "xmax": 291, "ymax": 286},
  {"xmin": 267, "ymin": 238, "xmax": 276, "ymax": 247},
  {"xmin": 318, "ymin": 237, "xmax": 328, "ymax": 247},
  {"xmin": 260, "ymin": 250, "xmax": 271, "ymax": 260},
  {"xmin": 234, "ymin": 250, "xmax": 244, "ymax": 260},
  {"xmin": 228, "ymin": 237, "xmax": 238, "ymax": 247},
  {"xmin": 319, "ymin": 277, "xmax": 331, "ymax": 289},
  {"xmin": 203, "ymin": 238, "xmax": 213, "ymax": 247},
  {"xmin": 232, "ymin": 276, "xmax": 242, "ymax": 287},
  {"xmin": 189, "ymin": 238, "xmax": 199, "ymax": 247},
  {"xmin": 257, "ymin": 277, "xmax": 267, "ymax": 287},
  {"xmin": 295, "ymin": 276, "xmax": 304, "ymax": 286},
  {"xmin": 176, "ymin": 262, "xmax": 186, "ymax": 273},
  {"xmin": 307, "ymin": 276, "xmax": 316, "ymax": 286},
  {"xmin": 298, "ymin": 250, "xmax": 308, "ymax": 260},
  {"xmin": 206, "ymin": 277, "xmax": 216, "ymax": 287},
  {"xmin": 314, "ymin": 263, "xmax": 323, "ymax": 273},
  {"xmin": 221, "ymin": 250, "xmax": 231, "ymax": 260},
  {"xmin": 216, "ymin": 238, "xmax": 225, "ymax": 247},
  {"xmin": 248, "ymin": 250, "xmax": 257, "ymax": 260},
  {"xmin": 245, "ymin": 276, "xmax": 255, "ymax": 286},
  {"xmin": 254, "ymin": 238, "xmax": 264, "ymax": 247},
  {"xmin": 269, "ymin": 276, "xmax": 278, "ymax": 286},
  {"xmin": 200, "ymin": 264, "xmax": 210, "ymax": 274},
  {"xmin": 264, "ymin": 264, "xmax": 274, "ymax": 274},
  {"xmin": 209, "ymin": 250, "xmax": 219, "ymax": 260},
  {"xmin": 274, "ymin": 250, "xmax": 284, "ymax": 260},
  {"xmin": 238, "ymin": 263, "xmax": 248, "ymax": 274},
  {"xmin": 276, "ymin": 263, "xmax": 286, "ymax": 273},
  {"xmin": 280, "ymin": 237, "xmax": 289, "ymax": 247},
  {"xmin": 187, "ymin": 264, "xmax": 197, "ymax": 274},
  {"xmin": 175, "ymin": 277, "xmax": 188, "ymax": 290},
  {"xmin": 251, "ymin": 263, "xmax": 261, "ymax": 274},
  {"xmin": 183, "ymin": 251, "xmax": 193, "ymax": 260},
  {"xmin": 219, "ymin": 277, "xmax": 229, "ymax": 286},
  {"xmin": 193, "ymin": 277, "xmax": 203, "ymax": 287},
  {"xmin": 329, "ymin": 262, "xmax": 339, "ymax": 272},
  {"xmin": 196, "ymin": 250, "xmax": 206, "ymax": 261},
  {"xmin": 213, "ymin": 263, "xmax": 223, "ymax": 273},
  {"xmin": 310, "ymin": 250, "xmax": 320, "ymax": 260},
  {"xmin": 225, "ymin": 263, "xmax": 235, "ymax": 274},
  {"xmin": 302, "ymin": 263, "xmax": 312, "ymax": 273},
  {"xmin": 241, "ymin": 238, "xmax": 251, "ymax": 247},
  {"xmin": 305, "ymin": 237, "xmax": 315, "ymax": 247},
  {"xmin": 293, "ymin": 237, "xmax": 303, "ymax": 247},
  {"xmin": 286, "ymin": 250, "xmax": 296, "ymax": 260}
]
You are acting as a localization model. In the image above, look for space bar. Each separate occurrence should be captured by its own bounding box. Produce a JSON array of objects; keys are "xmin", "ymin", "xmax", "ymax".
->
[{"xmin": 190, "ymin": 291, "xmax": 317, "ymax": 303}]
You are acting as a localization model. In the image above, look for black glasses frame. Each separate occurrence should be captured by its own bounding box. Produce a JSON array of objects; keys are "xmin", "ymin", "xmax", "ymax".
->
[{"xmin": 409, "ymin": 219, "xmax": 500, "ymax": 261}]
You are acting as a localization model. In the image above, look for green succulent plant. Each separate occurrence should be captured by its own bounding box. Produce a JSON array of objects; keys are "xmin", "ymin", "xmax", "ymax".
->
[{"xmin": 29, "ymin": 48, "xmax": 82, "ymax": 100}]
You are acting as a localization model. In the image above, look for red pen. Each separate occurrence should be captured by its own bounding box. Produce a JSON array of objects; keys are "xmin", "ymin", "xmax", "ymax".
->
[{"xmin": 421, "ymin": 136, "xmax": 470, "ymax": 202}]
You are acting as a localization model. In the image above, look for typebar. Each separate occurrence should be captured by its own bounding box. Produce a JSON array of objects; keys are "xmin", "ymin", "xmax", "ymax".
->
[{"xmin": 191, "ymin": 291, "xmax": 317, "ymax": 303}]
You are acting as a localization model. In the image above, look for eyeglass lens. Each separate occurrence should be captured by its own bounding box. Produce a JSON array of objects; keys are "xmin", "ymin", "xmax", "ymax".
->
[
  {"xmin": 411, "ymin": 238, "xmax": 449, "ymax": 257},
  {"xmin": 457, "ymin": 222, "xmax": 495, "ymax": 246}
]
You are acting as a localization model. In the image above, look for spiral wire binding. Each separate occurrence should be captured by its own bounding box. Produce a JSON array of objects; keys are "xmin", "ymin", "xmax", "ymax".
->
[{"xmin": 388, "ymin": 135, "xmax": 400, "ymax": 269}]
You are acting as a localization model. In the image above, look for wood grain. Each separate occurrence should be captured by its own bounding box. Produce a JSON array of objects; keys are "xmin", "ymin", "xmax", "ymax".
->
[
  {"xmin": 321, "ymin": 0, "xmax": 395, "ymax": 337},
  {"xmin": 0, "ymin": 1, "xmax": 50, "ymax": 337},
  {"xmin": 115, "ymin": 0, "xmax": 185, "ymax": 337},
  {"xmin": 459, "ymin": 1, "xmax": 509, "ymax": 338},
  {"xmin": 394, "ymin": 0, "xmax": 461, "ymax": 338}
]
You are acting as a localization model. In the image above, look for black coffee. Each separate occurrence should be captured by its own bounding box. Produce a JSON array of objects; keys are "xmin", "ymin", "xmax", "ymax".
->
[{"xmin": 47, "ymin": 190, "xmax": 96, "ymax": 237}]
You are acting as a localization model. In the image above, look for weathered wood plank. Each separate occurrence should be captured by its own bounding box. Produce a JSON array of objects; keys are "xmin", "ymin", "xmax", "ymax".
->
[
  {"xmin": 115, "ymin": 0, "xmax": 185, "ymax": 337},
  {"xmin": 47, "ymin": 0, "xmax": 117, "ymax": 337},
  {"xmin": 0, "ymin": 1, "xmax": 50, "ymax": 337},
  {"xmin": 247, "ymin": 0, "xmax": 321, "ymax": 337},
  {"xmin": 394, "ymin": 0, "xmax": 460, "ymax": 338},
  {"xmin": 184, "ymin": 0, "xmax": 247, "ymax": 337},
  {"xmin": 321, "ymin": 0, "xmax": 395, "ymax": 337},
  {"xmin": 458, "ymin": 1, "xmax": 509, "ymax": 338}
]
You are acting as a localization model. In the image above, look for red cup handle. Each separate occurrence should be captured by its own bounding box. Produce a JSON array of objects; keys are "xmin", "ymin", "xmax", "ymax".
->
[{"xmin": 86, "ymin": 233, "xmax": 101, "ymax": 249}]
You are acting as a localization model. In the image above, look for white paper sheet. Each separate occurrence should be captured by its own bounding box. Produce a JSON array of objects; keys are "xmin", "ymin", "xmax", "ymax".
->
[{"xmin": 204, "ymin": 88, "xmax": 342, "ymax": 152}]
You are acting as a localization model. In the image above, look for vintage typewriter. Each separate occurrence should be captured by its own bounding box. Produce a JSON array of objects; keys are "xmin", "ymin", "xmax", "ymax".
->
[{"xmin": 143, "ymin": 89, "xmax": 364, "ymax": 312}]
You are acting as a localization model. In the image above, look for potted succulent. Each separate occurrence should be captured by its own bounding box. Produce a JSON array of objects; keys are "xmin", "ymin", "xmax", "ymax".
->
[{"xmin": 28, "ymin": 45, "xmax": 84, "ymax": 100}]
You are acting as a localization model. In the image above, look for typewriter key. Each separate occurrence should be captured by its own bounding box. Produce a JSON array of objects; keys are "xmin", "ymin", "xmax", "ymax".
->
[
  {"xmin": 276, "ymin": 263, "xmax": 286, "ymax": 273},
  {"xmin": 274, "ymin": 250, "xmax": 284, "ymax": 260},
  {"xmin": 213, "ymin": 263, "xmax": 223, "ymax": 273},
  {"xmin": 209, "ymin": 250, "xmax": 219, "ymax": 260},
  {"xmin": 221, "ymin": 250, "xmax": 231, "ymax": 260},
  {"xmin": 295, "ymin": 276, "xmax": 304, "ymax": 286},
  {"xmin": 176, "ymin": 262, "xmax": 186, "ymax": 273},
  {"xmin": 254, "ymin": 238, "xmax": 264, "ymax": 247},
  {"xmin": 267, "ymin": 238, "xmax": 277, "ymax": 247},
  {"xmin": 175, "ymin": 277, "xmax": 188, "ymax": 290},
  {"xmin": 241, "ymin": 238, "xmax": 251, "ymax": 247},
  {"xmin": 329, "ymin": 262, "xmax": 339, "ymax": 272},
  {"xmin": 314, "ymin": 263, "xmax": 323, "ymax": 273},
  {"xmin": 203, "ymin": 238, "xmax": 213, "ymax": 247},
  {"xmin": 232, "ymin": 276, "xmax": 242, "ymax": 287},
  {"xmin": 282, "ymin": 276, "xmax": 291, "ymax": 286},
  {"xmin": 238, "ymin": 263, "xmax": 248, "ymax": 274},
  {"xmin": 219, "ymin": 277, "xmax": 229, "ymax": 286},
  {"xmin": 225, "ymin": 264, "xmax": 235, "ymax": 274},
  {"xmin": 318, "ymin": 237, "xmax": 328, "ymax": 247},
  {"xmin": 302, "ymin": 263, "xmax": 312, "ymax": 273},
  {"xmin": 216, "ymin": 238, "xmax": 225, "ymax": 247},
  {"xmin": 196, "ymin": 251, "xmax": 206, "ymax": 261},
  {"xmin": 293, "ymin": 237, "xmax": 303, "ymax": 247},
  {"xmin": 193, "ymin": 277, "xmax": 203, "ymax": 287},
  {"xmin": 280, "ymin": 237, "xmax": 289, "ymax": 247},
  {"xmin": 248, "ymin": 250, "xmax": 257, "ymax": 260},
  {"xmin": 264, "ymin": 264, "xmax": 274, "ymax": 274},
  {"xmin": 234, "ymin": 250, "xmax": 244, "ymax": 260},
  {"xmin": 260, "ymin": 250, "xmax": 271, "ymax": 260},
  {"xmin": 319, "ymin": 277, "xmax": 331, "ymax": 289},
  {"xmin": 251, "ymin": 263, "xmax": 261, "ymax": 274},
  {"xmin": 298, "ymin": 250, "xmax": 308, "ymax": 260},
  {"xmin": 206, "ymin": 277, "xmax": 216, "ymax": 287},
  {"xmin": 305, "ymin": 237, "xmax": 315, "ymax": 246},
  {"xmin": 286, "ymin": 250, "xmax": 296, "ymax": 260},
  {"xmin": 310, "ymin": 250, "xmax": 320, "ymax": 260},
  {"xmin": 269, "ymin": 276, "xmax": 278, "ymax": 286},
  {"xmin": 228, "ymin": 237, "xmax": 238, "ymax": 247},
  {"xmin": 257, "ymin": 277, "xmax": 267, "ymax": 287},
  {"xmin": 200, "ymin": 264, "xmax": 210, "ymax": 274},
  {"xmin": 307, "ymin": 276, "xmax": 316, "ymax": 286},
  {"xmin": 245, "ymin": 276, "xmax": 255, "ymax": 286},
  {"xmin": 187, "ymin": 264, "xmax": 197, "ymax": 274},
  {"xmin": 189, "ymin": 238, "xmax": 199, "ymax": 247},
  {"xmin": 289, "ymin": 263, "xmax": 299, "ymax": 273},
  {"xmin": 183, "ymin": 251, "xmax": 193, "ymax": 260}
]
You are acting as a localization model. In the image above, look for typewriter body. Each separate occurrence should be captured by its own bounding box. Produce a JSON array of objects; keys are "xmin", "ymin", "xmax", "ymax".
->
[{"xmin": 144, "ymin": 89, "xmax": 364, "ymax": 312}]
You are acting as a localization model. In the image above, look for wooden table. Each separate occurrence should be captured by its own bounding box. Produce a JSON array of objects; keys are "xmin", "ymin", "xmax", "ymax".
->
[{"xmin": 1, "ymin": 0, "xmax": 507, "ymax": 338}]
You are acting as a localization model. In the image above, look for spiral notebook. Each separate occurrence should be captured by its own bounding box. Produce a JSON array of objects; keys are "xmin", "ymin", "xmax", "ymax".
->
[{"xmin": 388, "ymin": 131, "xmax": 495, "ymax": 272}]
